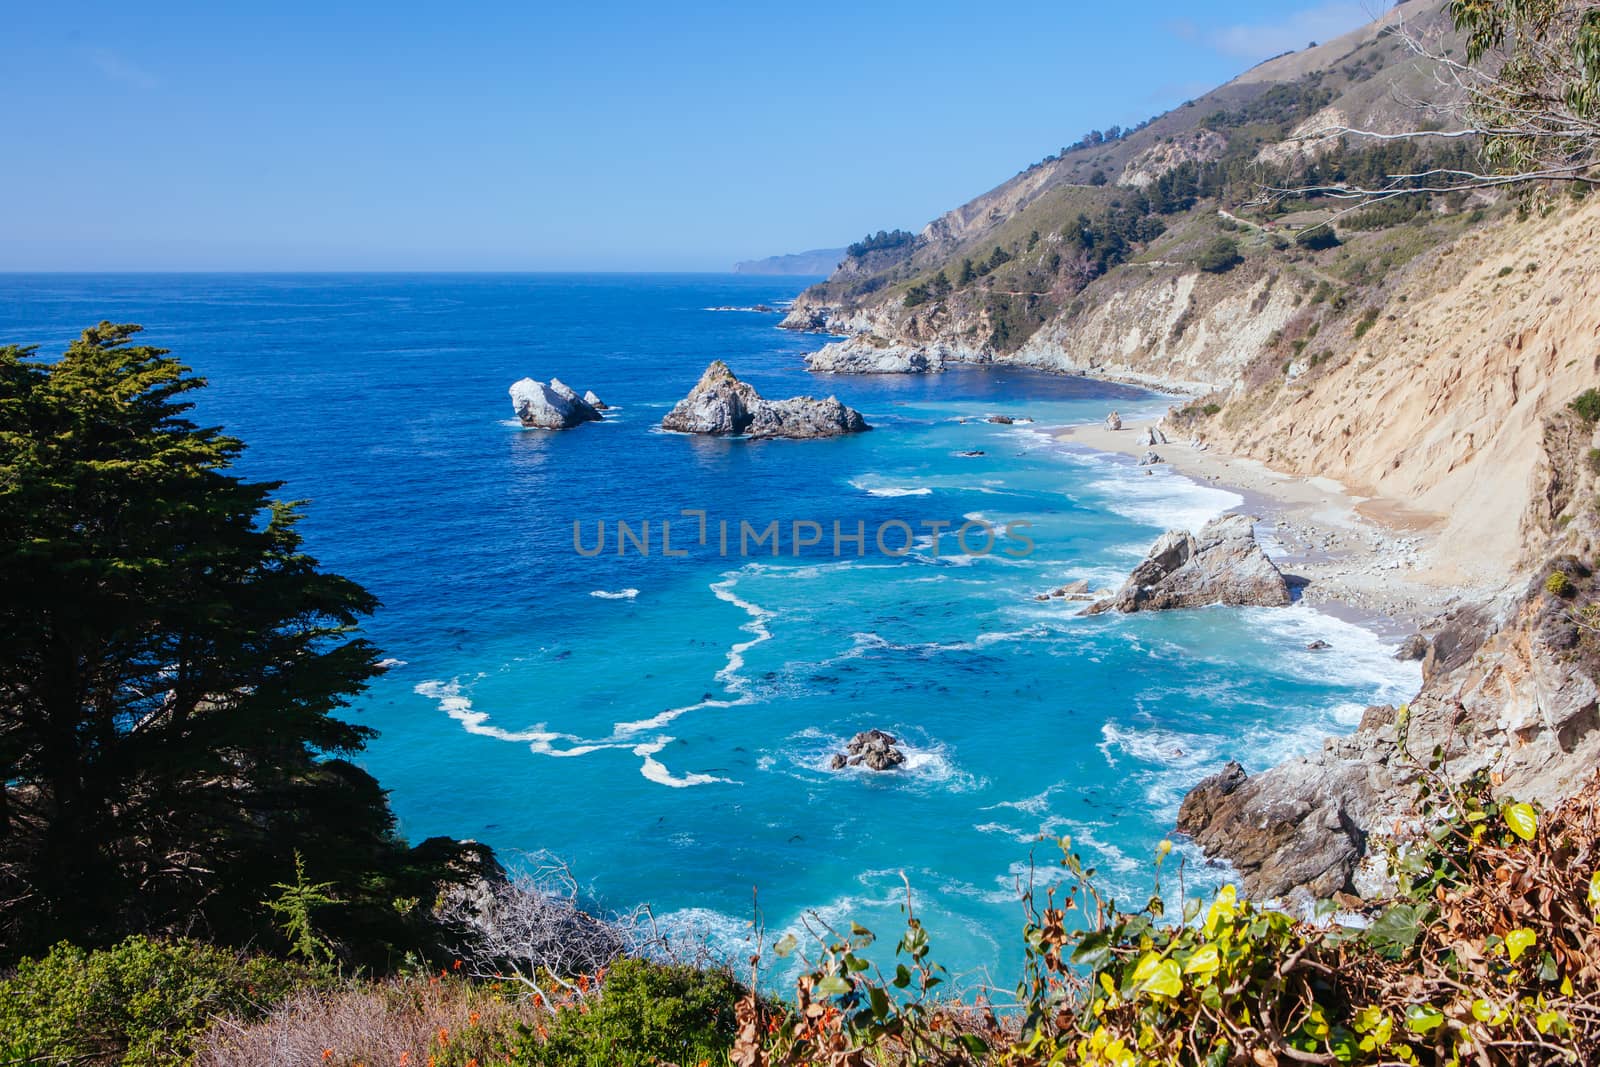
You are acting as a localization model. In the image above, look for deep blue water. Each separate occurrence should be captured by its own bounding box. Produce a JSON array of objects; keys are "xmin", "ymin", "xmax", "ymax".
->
[{"xmin": 0, "ymin": 274, "xmax": 1417, "ymax": 990}]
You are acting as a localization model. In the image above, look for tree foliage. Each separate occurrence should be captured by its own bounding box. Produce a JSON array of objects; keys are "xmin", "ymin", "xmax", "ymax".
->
[{"xmin": 0, "ymin": 323, "xmax": 475, "ymax": 965}]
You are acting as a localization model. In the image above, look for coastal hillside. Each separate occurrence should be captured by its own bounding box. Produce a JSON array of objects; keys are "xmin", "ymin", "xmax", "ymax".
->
[
  {"xmin": 785, "ymin": 0, "xmax": 1600, "ymax": 907},
  {"xmin": 733, "ymin": 247, "xmax": 846, "ymax": 275}
]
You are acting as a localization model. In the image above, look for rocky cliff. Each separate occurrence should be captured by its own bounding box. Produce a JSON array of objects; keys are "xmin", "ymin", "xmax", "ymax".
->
[{"xmin": 780, "ymin": 0, "xmax": 1600, "ymax": 900}]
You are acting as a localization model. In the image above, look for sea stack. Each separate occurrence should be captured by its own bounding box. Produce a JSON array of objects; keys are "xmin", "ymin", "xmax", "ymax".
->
[
  {"xmin": 509, "ymin": 378, "xmax": 604, "ymax": 429},
  {"xmin": 1084, "ymin": 514, "xmax": 1292, "ymax": 614},
  {"xmin": 661, "ymin": 361, "xmax": 870, "ymax": 440}
]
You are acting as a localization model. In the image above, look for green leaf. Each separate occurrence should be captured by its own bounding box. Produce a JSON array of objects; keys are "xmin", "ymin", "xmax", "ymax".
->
[
  {"xmin": 1404, "ymin": 1004, "xmax": 1444, "ymax": 1034},
  {"xmin": 1363, "ymin": 903, "xmax": 1429, "ymax": 958},
  {"xmin": 813, "ymin": 975, "xmax": 851, "ymax": 997},
  {"xmin": 1504, "ymin": 802, "xmax": 1538, "ymax": 841},
  {"xmin": 1071, "ymin": 931, "xmax": 1113, "ymax": 970},
  {"xmin": 772, "ymin": 933, "xmax": 798, "ymax": 958}
]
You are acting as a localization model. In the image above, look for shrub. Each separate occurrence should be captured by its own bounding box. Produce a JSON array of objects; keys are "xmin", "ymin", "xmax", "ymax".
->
[
  {"xmin": 1295, "ymin": 226, "xmax": 1341, "ymax": 250},
  {"xmin": 1353, "ymin": 306, "xmax": 1381, "ymax": 340},
  {"xmin": 200, "ymin": 974, "xmax": 537, "ymax": 1067},
  {"xmin": 510, "ymin": 959, "xmax": 744, "ymax": 1067},
  {"xmin": 1498, "ymin": 264, "xmax": 1516, "ymax": 278},
  {"xmin": 1546, "ymin": 571, "xmax": 1575, "ymax": 597},
  {"xmin": 0, "ymin": 936, "xmax": 321, "ymax": 1067},
  {"xmin": 1569, "ymin": 388, "xmax": 1600, "ymax": 424},
  {"xmin": 1203, "ymin": 402, "xmax": 1221, "ymax": 416},
  {"xmin": 1586, "ymin": 447, "xmax": 1600, "ymax": 475},
  {"xmin": 1197, "ymin": 237, "xmax": 1243, "ymax": 273}
]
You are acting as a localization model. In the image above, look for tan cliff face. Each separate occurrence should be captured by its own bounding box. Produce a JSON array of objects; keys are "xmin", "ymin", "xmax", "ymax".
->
[{"xmin": 1202, "ymin": 200, "xmax": 1600, "ymax": 586}]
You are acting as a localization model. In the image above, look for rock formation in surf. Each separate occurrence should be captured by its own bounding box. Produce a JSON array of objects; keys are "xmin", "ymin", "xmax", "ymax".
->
[
  {"xmin": 829, "ymin": 730, "xmax": 907, "ymax": 772},
  {"xmin": 1085, "ymin": 513, "xmax": 1291, "ymax": 614},
  {"xmin": 509, "ymin": 377, "xmax": 604, "ymax": 429},
  {"xmin": 661, "ymin": 361, "xmax": 869, "ymax": 440}
]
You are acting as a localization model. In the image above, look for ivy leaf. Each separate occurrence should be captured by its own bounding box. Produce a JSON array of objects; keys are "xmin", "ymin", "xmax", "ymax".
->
[
  {"xmin": 1071, "ymin": 931, "xmax": 1113, "ymax": 969},
  {"xmin": 1504, "ymin": 802, "xmax": 1538, "ymax": 841},
  {"xmin": 1505, "ymin": 927, "xmax": 1536, "ymax": 961},
  {"xmin": 1182, "ymin": 942, "xmax": 1221, "ymax": 978},
  {"xmin": 1404, "ymin": 1004, "xmax": 1444, "ymax": 1034},
  {"xmin": 1131, "ymin": 953, "xmax": 1183, "ymax": 999}
]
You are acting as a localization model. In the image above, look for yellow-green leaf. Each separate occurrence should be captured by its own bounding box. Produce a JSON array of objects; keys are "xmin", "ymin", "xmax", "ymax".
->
[
  {"xmin": 1135, "ymin": 957, "xmax": 1183, "ymax": 999},
  {"xmin": 1204, "ymin": 885, "xmax": 1237, "ymax": 936},
  {"xmin": 1506, "ymin": 927, "xmax": 1537, "ymax": 961},
  {"xmin": 1182, "ymin": 942, "xmax": 1220, "ymax": 978},
  {"xmin": 1504, "ymin": 802, "xmax": 1538, "ymax": 841}
]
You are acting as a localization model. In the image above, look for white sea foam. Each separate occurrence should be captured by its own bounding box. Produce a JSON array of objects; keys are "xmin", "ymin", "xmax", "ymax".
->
[
  {"xmin": 612, "ymin": 569, "xmax": 773, "ymax": 736},
  {"xmin": 376, "ymin": 657, "xmax": 408, "ymax": 669},
  {"xmin": 632, "ymin": 738, "xmax": 735, "ymax": 788},
  {"xmin": 1087, "ymin": 463, "xmax": 1243, "ymax": 533},
  {"xmin": 590, "ymin": 588, "xmax": 640, "ymax": 600}
]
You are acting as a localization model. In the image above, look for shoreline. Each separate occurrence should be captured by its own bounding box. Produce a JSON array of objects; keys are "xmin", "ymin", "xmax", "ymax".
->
[{"xmin": 1052, "ymin": 414, "xmax": 1499, "ymax": 640}]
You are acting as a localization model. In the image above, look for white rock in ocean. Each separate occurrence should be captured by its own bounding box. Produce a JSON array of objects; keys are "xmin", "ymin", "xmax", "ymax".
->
[
  {"xmin": 806, "ymin": 338, "xmax": 947, "ymax": 375},
  {"xmin": 583, "ymin": 389, "xmax": 608, "ymax": 410},
  {"xmin": 509, "ymin": 377, "xmax": 603, "ymax": 429}
]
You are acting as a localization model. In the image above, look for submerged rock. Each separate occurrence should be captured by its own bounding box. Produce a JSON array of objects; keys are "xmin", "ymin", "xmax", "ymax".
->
[
  {"xmin": 988, "ymin": 415, "xmax": 1014, "ymax": 425},
  {"xmin": 1036, "ymin": 579, "xmax": 1098, "ymax": 603},
  {"xmin": 1084, "ymin": 514, "xmax": 1292, "ymax": 615},
  {"xmin": 1306, "ymin": 639, "xmax": 1332, "ymax": 651},
  {"xmin": 509, "ymin": 377, "xmax": 604, "ymax": 429},
  {"xmin": 661, "ymin": 361, "xmax": 870, "ymax": 440},
  {"xmin": 832, "ymin": 730, "xmax": 907, "ymax": 772},
  {"xmin": 1139, "ymin": 451, "xmax": 1164, "ymax": 466}
]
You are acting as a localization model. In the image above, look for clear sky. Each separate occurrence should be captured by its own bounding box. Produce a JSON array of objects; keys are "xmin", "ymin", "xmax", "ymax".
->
[{"xmin": 2, "ymin": 1, "xmax": 1390, "ymax": 271}]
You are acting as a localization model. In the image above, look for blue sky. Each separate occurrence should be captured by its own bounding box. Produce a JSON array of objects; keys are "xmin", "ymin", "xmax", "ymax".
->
[{"xmin": 2, "ymin": 1, "xmax": 1388, "ymax": 271}]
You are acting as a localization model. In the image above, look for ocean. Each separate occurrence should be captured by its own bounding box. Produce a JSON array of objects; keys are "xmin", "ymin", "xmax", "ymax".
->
[{"xmin": 0, "ymin": 273, "xmax": 1418, "ymax": 991}]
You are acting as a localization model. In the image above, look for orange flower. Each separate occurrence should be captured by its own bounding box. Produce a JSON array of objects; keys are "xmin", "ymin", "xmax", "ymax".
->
[
  {"xmin": 437, "ymin": 1027, "xmax": 449, "ymax": 1046},
  {"xmin": 399, "ymin": 1055, "xmax": 409, "ymax": 1066},
  {"xmin": 322, "ymin": 1052, "xmax": 334, "ymax": 1062},
  {"xmin": 453, "ymin": 959, "xmax": 463, "ymax": 971},
  {"xmin": 469, "ymin": 1011, "xmax": 480, "ymax": 1026},
  {"xmin": 536, "ymin": 1023, "xmax": 549, "ymax": 1040},
  {"xmin": 468, "ymin": 1060, "xmax": 478, "ymax": 1067}
]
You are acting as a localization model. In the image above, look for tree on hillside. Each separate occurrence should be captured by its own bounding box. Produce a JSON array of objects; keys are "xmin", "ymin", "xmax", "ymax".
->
[
  {"xmin": 1272, "ymin": 0, "xmax": 1600, "ymax": 206},
  {"xmin": 0, "ymin": 323, "xmax": 478, "ymax": 964}
]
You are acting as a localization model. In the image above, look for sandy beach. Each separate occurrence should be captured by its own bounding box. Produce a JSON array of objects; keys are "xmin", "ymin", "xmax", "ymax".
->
[{"xmin": 1054, "ymin": 416, "xmax": 1502, "ymax": 637}]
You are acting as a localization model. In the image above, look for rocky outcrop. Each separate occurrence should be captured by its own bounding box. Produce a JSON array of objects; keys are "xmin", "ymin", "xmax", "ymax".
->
[
  {"xmin": 830, "ymin": 730, "xmax": 907, "ymax": 772},
  {"xmin": 1121, "ymin": 129, "xmax": 1228, "ymax": 188},
  {"xmin": 1141, "ymin": 426, "xmax": 1169, "ymax": 446},
  {"xmin": 806, "ymin": 338, "xmax": 947, "ymax": 374},
  {"xmin": 661, "ymin": 361, "xmax": 869, "ymax": 440},
  {"xmin": 1085, "ymin": 514, "xmax": 1292, "ymax": 614},
  {"xmin": 582, "ymin": 390, "xmax": 608, "ymax": 410},
  {"xmin": 1177, "ymin": 571, "xmax": 1600, "ymax": 901},
  {"xmin": 1036, "ymin": 579, "xmax": 1099, "ymax": 603},
  {"xmin": 509, "ymin": 377, "xmax": 604, "ymax": 429}
]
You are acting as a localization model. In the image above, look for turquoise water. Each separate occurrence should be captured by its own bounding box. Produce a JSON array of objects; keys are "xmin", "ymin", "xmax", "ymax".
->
[{"xmin": 0, "ymin": 274, "xmax": 1417, "ymax": 991}]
